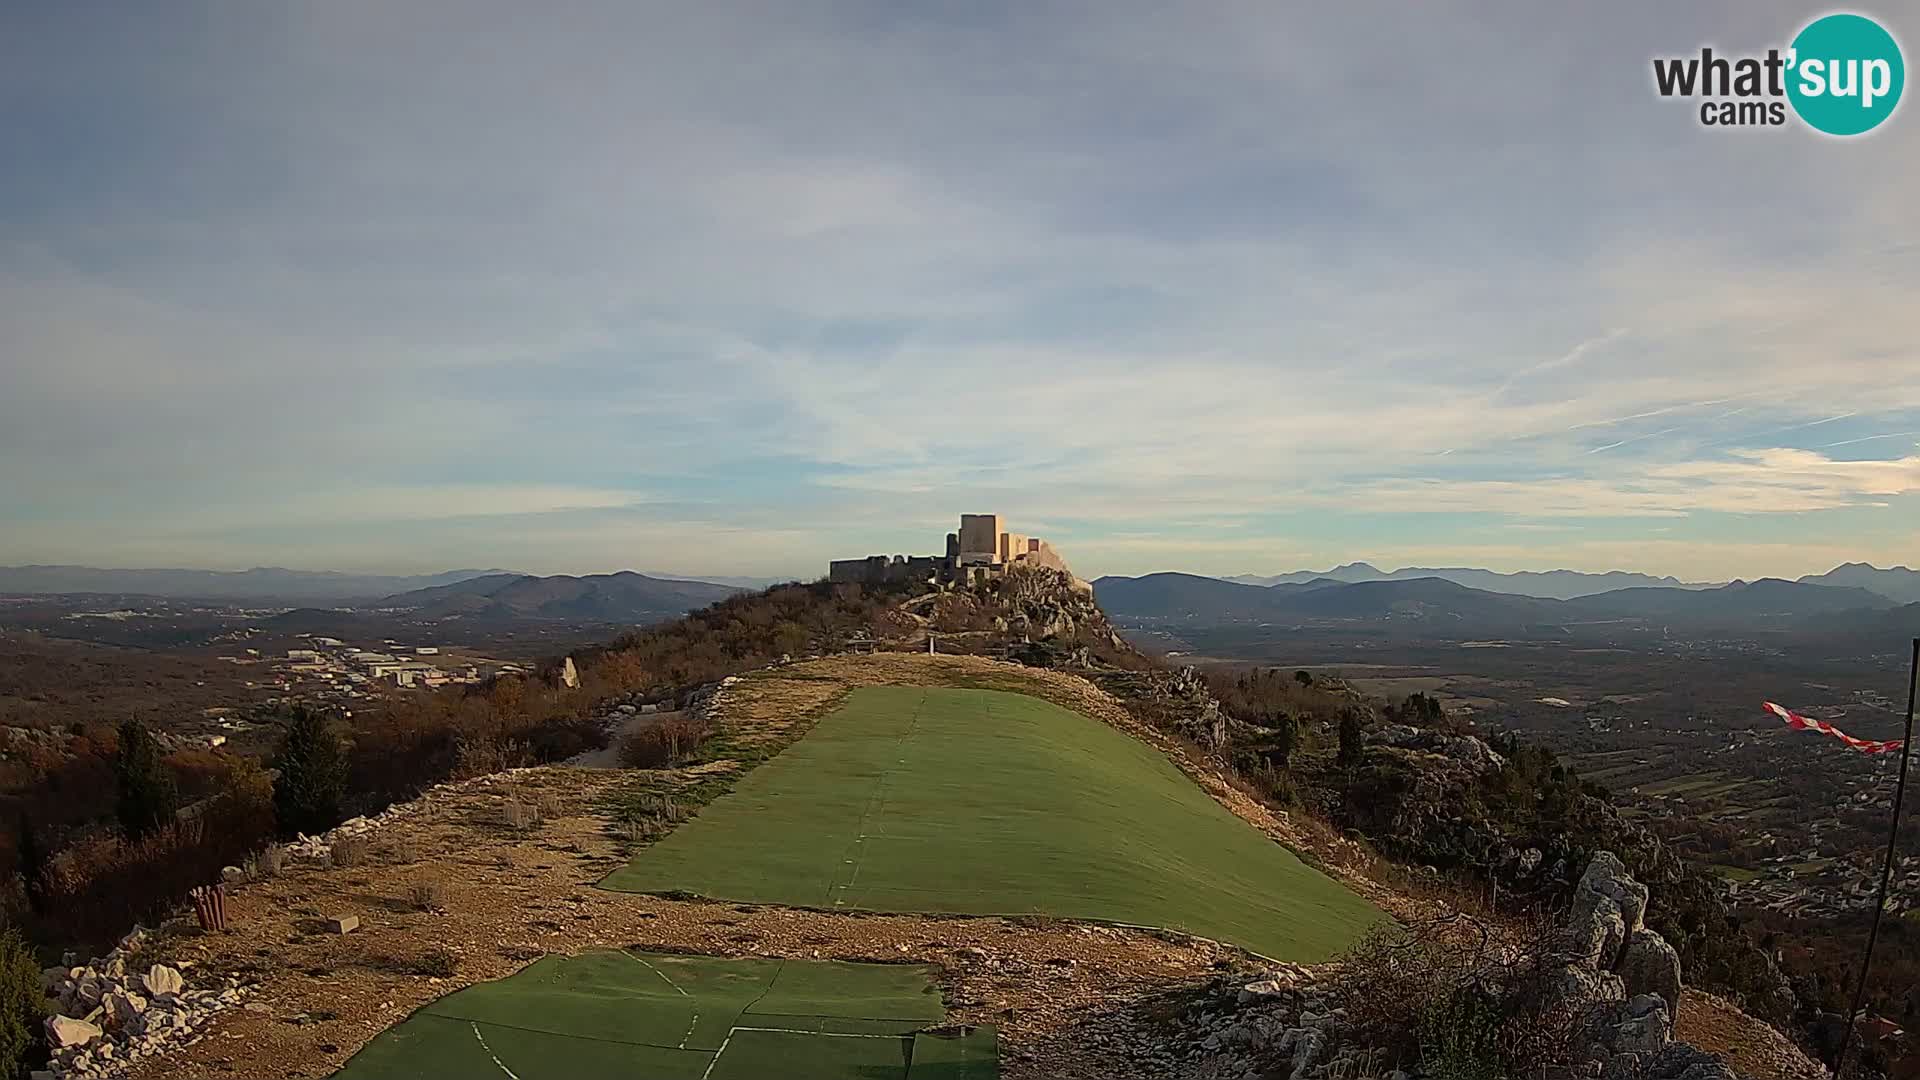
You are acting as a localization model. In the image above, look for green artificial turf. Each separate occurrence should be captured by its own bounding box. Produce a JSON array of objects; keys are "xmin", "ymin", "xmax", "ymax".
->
[
  {"xmin": 331, "ymin": 950, "xmax": 989, "ymax": 1080},
  {"xmin": 603, "ymin": 686, "xmax": 1386, "ymax": 961}
]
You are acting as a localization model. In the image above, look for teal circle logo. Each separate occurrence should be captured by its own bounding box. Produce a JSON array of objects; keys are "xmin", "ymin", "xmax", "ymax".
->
[{"xmin": 1787, "ymin": 13, "xmax": 1905, "ymax": 135}]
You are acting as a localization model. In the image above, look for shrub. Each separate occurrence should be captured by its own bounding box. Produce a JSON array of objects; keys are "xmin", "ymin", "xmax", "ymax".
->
[
  {"xmin": 114, "ymin": 719, "xmax": 179, "ymax": 841},
  {"xmin": 329, "ymin": 836, "xmax": 369, "ymax": 868},
  {"xmin": 407, "ymin": 880, "xmax": 448, "ymax": 912},
  {"xmin": 611, "ymin": 793, "xmax": 685, "ymax": 845},
  {"xmin": 411, "ymin": 947, "xmax": 458, "ymax": 978},
  {"xmin": 244, "ymin": 843, "xmax": 285, "ymax": 882},
  {"xmin": 1418, "ymin": 984, "xmax": 1503, "ymax": 1080},
  {"xmin": 0, "ymin": 927, "xmax": 47, "ymax": 1080},
  {"xmin": 273, "ymin": 708, "xmax": 348, "ymax": 837},
  {"xmin": 34, "ymin": 823, "xmax": 233, "ymax": 952},
  {"xmin": 1331, "ymin": 921, "xmax": 1579, "ymax": 1078},
  {"xmin": 451, "ymin": 737, "xmax": 532, "ymax": 781},
  {"xmin": 619, "ymin": 714, "xmax": 712, "ymax": 769}
]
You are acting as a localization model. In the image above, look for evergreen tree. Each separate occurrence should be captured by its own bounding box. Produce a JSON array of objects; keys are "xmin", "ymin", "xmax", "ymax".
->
[
  {"xmin": 0, "ymin": 927, "xmax": 47, "ymax": 1080},
  {"xmin": 1337, "ymin": 709, "xmax": 1364, "ymax": 768},
  {"xmin": 272, "ymin": 707, "xmax": 348, "ymax": 836},
  {"xmin": 114, "ymin": 719, "xmax": 178, "ymax": 840},
  {"xmin": 1266, "ymin": 712, "xmax": 1298, "ymax": 770},
  {"xmin": 14, "ymin": 811, "xmax": 44, "ymax": 916}
]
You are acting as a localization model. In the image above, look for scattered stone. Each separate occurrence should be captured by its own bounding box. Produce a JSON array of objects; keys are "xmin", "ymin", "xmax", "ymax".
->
[
  {"xmin": 142, "ymin": 964, "xmax": 184, "ymax": 999},
  {"xmin": 327, "ymin": 915, "xmax": 361, "ymax": 935},
  {"xmin": 45, "ymin": 1015, "xmax": 101, "ymax": 1049}
]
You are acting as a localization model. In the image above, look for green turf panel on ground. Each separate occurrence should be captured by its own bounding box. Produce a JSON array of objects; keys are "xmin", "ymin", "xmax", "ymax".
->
[
  {"xmin": 908, "ymin": 1027, "xmax": 999, "ymax": 1079},
  {"xmin": 603, "ymin": 686, "xmax": 1386, "ymax": 961},
  {"xmin": 750, "ymin": 958, "xmax": 947, "ymax": 1022},
  {"xmin": 706, "ymin": 1029, "xmax": 914, "ymax": 1080},
  {"xmin": 330, "ymin": 951, "xmax": 977, "ymax": 1080},
  {"xmin": 331, "ymin": 1014, "xmax": 714, "ymax": 1080}
]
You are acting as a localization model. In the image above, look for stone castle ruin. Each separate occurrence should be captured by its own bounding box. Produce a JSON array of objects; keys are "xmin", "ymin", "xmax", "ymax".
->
[{"xmin": 829, "ymin": 513, "xmax": 1071, "ymax": 587}]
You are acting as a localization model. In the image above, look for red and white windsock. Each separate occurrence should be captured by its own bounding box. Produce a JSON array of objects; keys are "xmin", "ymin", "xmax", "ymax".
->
[{"xmin": 1763, "ymin": 701, "xmax": 1905, "ymax": 755}]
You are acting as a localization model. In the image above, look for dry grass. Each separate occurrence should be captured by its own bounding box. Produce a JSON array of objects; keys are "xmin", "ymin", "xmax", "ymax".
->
[
  {"xmin": 406, "ymin": 880, "xmax": 448, "ymax": 912},
  {"xmin": 329, "ymin": 835, "xmax": 370, "ymax": 868}
]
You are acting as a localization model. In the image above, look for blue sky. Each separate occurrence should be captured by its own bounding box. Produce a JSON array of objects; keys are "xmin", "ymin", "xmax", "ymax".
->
[{"xmin": 2, "ymin": 2, "xmax": 1917, "ymax": 582}]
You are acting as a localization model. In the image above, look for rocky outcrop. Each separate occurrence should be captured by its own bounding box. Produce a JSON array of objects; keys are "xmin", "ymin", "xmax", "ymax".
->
[
  {"xmin": 1617, "ymin": 929, "xmax": 1683, "ymax": 1022},
  {"xmin": 1367, "ymin": 723, "xmax": 1507, "ymax": 773},
  {"xmin": 1551, "ymin": 853, "xmax": 1707, "ymax": 1071},
  {"xmin": 1091, "ymin": 667, "xmax": 1230, "ymax": 751}
]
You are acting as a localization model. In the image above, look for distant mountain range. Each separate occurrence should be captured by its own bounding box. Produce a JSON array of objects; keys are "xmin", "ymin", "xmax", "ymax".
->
[
  {"xmin": 1223, "ymin": 562, "xmax": 1703, "ymax": 599},
  {"xmin": 1797, "ymin": 562, "xmax": 1920, "ymax": 604},
  {"xmin": 1093, "ymin": 571, "xmax": 1906, "ymax": 633},
  {"xmin": 0, "ymin": 564, "xmax": 785, "ymax": 605},
  {"xmin": 375, "ymin": 571, "xmax": 741, "ymax": 622},
  {"xmin": 0, "ymin": 565, "xmax": 513, "ymax": 603},
  {"xmin": 1221, "ymin": 561, "xmax": 1920, "ymax": 604}
]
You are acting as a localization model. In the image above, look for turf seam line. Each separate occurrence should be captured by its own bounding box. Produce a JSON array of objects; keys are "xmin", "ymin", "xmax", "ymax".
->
[
  {"xmin": 623, "ymin": 950, "xmax": 694, "ymax": 997},
  {"xmin": 469, "ymin": 1022, "xmax": 523, "ymax": 1080},
  {"xmin": 829, "ymin": 690, "xmax": 925, "ymax": 907},
  {"xmin": 728, "ymin": 1025, "xmax": 909, "ymax": 1039},
  {"xmin": 425, "ymin": 1014, "xmax": 699, "ymax": 1052}
]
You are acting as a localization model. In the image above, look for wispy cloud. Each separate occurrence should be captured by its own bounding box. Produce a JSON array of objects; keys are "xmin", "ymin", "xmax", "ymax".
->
[{"xmin": 1, "ymin": 2, "xmax": 1917, "ymax": 580}]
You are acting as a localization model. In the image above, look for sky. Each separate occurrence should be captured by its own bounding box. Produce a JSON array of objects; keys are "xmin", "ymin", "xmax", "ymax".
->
[{"xmin": 3, "ymin": 2, "xmax": 1917, "ymax": 583}]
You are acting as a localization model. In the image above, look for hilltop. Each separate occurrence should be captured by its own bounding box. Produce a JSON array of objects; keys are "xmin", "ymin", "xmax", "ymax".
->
[{"xmin": 7, "ymin": 559, "xmax": 1824, "ymax": 1080}]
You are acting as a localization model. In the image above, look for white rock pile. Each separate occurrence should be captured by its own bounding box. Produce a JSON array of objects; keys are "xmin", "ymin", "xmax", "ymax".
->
[
  {"xmin": 1176, "ymin": 965, "xmax": 1366, "ymax": 1080},
  {"xmin": 36, "ymin": 927, "xmax": 257, "ymax": 1079}
]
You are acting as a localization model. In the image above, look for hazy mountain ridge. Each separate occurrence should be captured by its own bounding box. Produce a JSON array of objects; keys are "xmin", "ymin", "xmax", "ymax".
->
[
  {"xmin": 1095, "ymin": 570, "xmax": 1906, "ymax": 631},
  {"xmin": 0, "ymin": 565, "xmax": 513, "ymax": 603},
  {"xmin": 1223, "ymin": 562, "xmax": 1707, "ymax": 599},
  {"xmin": 1220, "ymin": 561, "xmax": 1920, "ymax": 605},
  {"xmin": 1796, "ymin": 562, "xmax": 1920, "ymax": 604},
  {"xmin": 377, "ymin": 570, "xmax": 742, "ymax": 621}
]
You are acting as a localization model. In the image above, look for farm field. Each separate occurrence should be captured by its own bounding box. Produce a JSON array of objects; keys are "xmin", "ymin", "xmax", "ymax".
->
[
  {"xmin": 602, "ymin": 686, "xmax": 1385, "ymax": 961},
  {"xmin": 330, "ymin": 950, "xmax": 994, "ymax": 1079}
]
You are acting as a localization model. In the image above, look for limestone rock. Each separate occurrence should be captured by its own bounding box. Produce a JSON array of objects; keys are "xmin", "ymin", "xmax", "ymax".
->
[
  {"xmin": 142, "ymin": 964, "xmax": 184, "ymax": 999},
  {"xmin": 1615, "ymin": 929, "xmax": 1682, "ymax": 1026},
  {"xmin": 102, "ymin": 989, "xmax": 148, "ymax": 1030},
  {"xmin": 1639, "ymin": 1043, "xmax": 1740, "ymax": 1080},
  {"xmin": 1564, "ymin": 892, "xmax": 1627, "ymax": 968},
  {"xmin": 1578, "ymin": 855, "xmax": 1650, "ymax": 938},
  {"xmin": 46, "ymin": 1014, "xmax": 102, "ymax": 1049},
  {"xmin": 1587, "ymin": 994, "xmax": 1672, "ymax": 1057},
  {"xmin": 1541, "ymin": 961, "xmax": 1626, "ymax": 1015}
]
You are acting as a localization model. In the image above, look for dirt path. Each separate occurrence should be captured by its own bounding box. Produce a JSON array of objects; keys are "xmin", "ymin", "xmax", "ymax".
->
[{"xmin": 563, "ymin": 709, "xmax": 677, "ymax": 768}]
